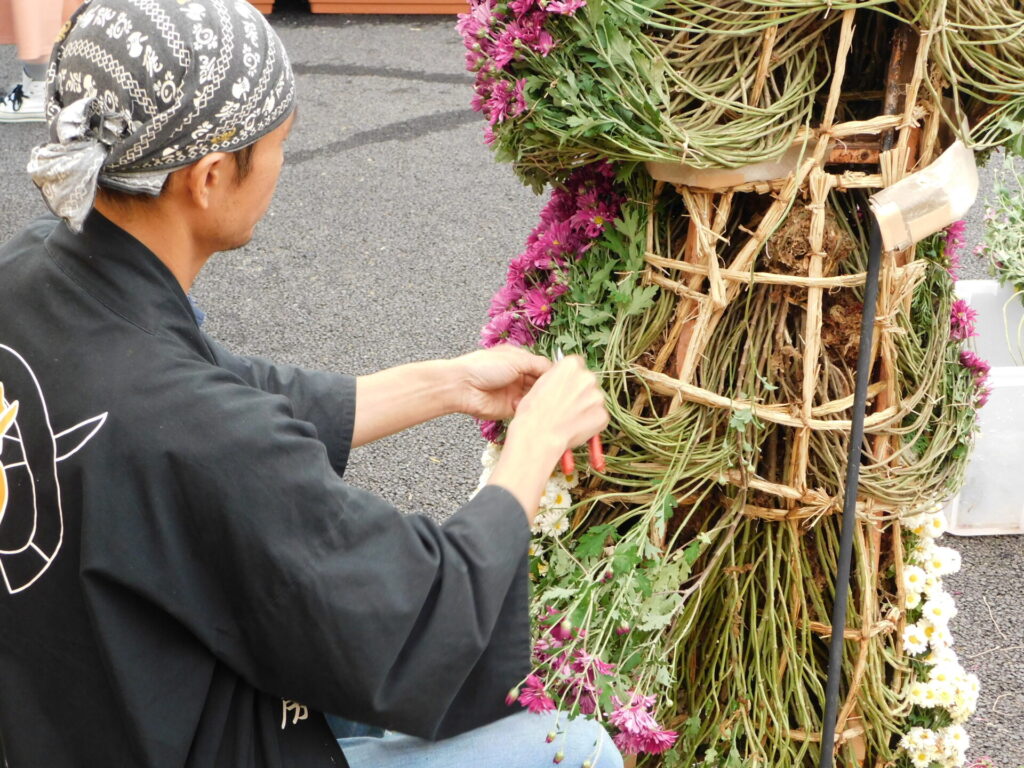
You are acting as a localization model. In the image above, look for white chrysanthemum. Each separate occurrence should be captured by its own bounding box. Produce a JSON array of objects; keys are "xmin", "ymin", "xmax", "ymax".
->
[
  {"xmin": 528, "ymin": 541, "xmax": 545, "ymax": 559},
  {"xmin": 900, "ymin": 727, "xmax": 938, "ymax": 750},
  {"xmin": 481, "ymin": 442, "xmax": 502, "ymax": 468},
  {"xmin": 533, "ymin": 508, "xmax": 570, "ymax": 538},
  {"xmin": 920, "ymin": 618, "xmax": 955, "ymax": 650},
  {"xmin": 909, "ymin": 680, "xmax": 946, "ymax": 708},
  {"xmin": 925, "ymin": 546, "xmax": 962, "ymax": 577},
  {"xmin": 924, "ymin": 642, "xmax": 957, "ymax": 666},
  {"xmin": 903, "ymin": 565, "xmax": 928, "ymax": 594},
  {"xmin": 908, "ymin": 536, "xmax": 935, "ymax": 566},
  {"xmin": 906, "ymin": 590, "xmax": 922, "ymax": 610},
  {"xmin": 478, "ymin": 465, "xmax": 494, "ymax": 487},
  {"xmin": 923, "ymin": 572, "xmax": 943, "ymax": 597},
  {"xmin": 922, "ymin": 592, "xmax": 958, "ymax": 626},
  {"xmin": 929, "ymin": 660, "xmax": 964, "ymax": 687},
  {"xmin": 907, "ymin": 681, "xmax": 930, "ymax": 707},
  {"xmin": 963, "ymin": 673, "xmax": 980, "ymax": 696},
  {"xmin": 901, "ymin": 623, "xmax": 929, "ymax": 655},
  {"xmin": 940, "ymin": 725, "xmax": 970, "ymax": 762},
  {"xmin": 924, "ymin": 511, "xmax": 948, "ymax": 539},
  {"xmin": 550, "ymin": 467, "xmax": 579, "ymax": 489},
  {"xmin": 541, "ymin": 483, "xmax": 572, "ymax": 512},
  {"xmin": 903, "ymin": 738, "xmax": 941, "ymax": 768},
  {"xmin": 935, "ymin": 682, "xmax": 957, "ymax": 708}
]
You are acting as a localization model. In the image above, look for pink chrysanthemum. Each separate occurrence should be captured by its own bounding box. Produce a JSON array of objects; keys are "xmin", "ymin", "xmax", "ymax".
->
[
  {"xmin": 513, "ymin": 78, "xmax": 528, "ymax": 116},
  {"xmin": 479, "ymin": 419, "xmax": 503, "ymax": 442},
  {"xmin": 524, "ymin": 287, "xmax": 555, "ymax": 327},
  {"xmin": 977, "ymin": 387, "xmax": 991, "ymax": 407},
  {"xmin": 949, "ymin": 299, "xmax": 978, "ymax": 341},
  {"xmin": 518, "ymin": 674, "xmax": 557, "ymax": 714},
  {"xmin": 546, "ymin": 0, "xmax": 587, "ymax": 14},
  {"xmin": 509, "ymin": 0, "xmax": 536, "ymax": 14},
  {"xmin": 609, "ymin": 693, "xmax": 678, "ymax": 755},
  {"xmin": 960, "ymin": 349, "xmax": 990, "ymax": 381},
  {"xmin": 481, "ymin": 311, "xmax": 535, "ymax": 348},
  {"xmin": 488, "ymin": 280, "xmax": 526, "ymax": 318},
  {"xmin": 486, "ymin": 79, "xmax": 515, "ymax": 125},
  {"xmin": 944, "ymin": 219, "xmax": 966, "ymax": 280}
]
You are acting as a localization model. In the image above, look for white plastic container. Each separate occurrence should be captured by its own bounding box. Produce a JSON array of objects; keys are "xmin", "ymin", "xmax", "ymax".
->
[
  {"xmin": 955, "ymin": 280, "xmax": 1024, "ymax": 367},
  {"xmin": 944, "ymin": 281, "xmax": 1024, "ymax": 535},
  {"xmin": 945, "ymin": 366, "xmax": 1024, "ymax": 536}
]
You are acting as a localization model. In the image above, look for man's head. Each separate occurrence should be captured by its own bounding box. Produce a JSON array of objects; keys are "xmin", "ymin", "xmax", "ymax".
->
[
  {"xmin": 28, "ymin": 0, "xmax": 296, "ymax": 241},
  {"xmin": 95, "ymin": 109, "xmax": 294, "ymax": 255}
]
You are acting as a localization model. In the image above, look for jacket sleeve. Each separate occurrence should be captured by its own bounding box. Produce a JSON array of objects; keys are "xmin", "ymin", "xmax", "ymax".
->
[
  {"xmin": 202, "ymin": 335, "xmax": 356, "ymax": 477},
  {"xmin": 104, "ymin": 367, "xmax": 532, "ymax": 741}
]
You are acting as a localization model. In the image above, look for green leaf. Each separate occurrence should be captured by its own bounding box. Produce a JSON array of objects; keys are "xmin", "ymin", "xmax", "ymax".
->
[
  {"xmin": 554, "ymin": 333, "xmax": 579, "ymax": 353},
  {"xmin": 575, "ymin": 524, "xmax": 618, "ymax": 559},
  {"xmin": 684, "ymin": 715, "xmax": 701, "ymax": 738},
  {"xmin": 577, "ymin": 305, "xmax": 615, "ymax": 326},
  {"xmin": 660, "ymin": 494, "xmax": 677, "ymax": 522},
  {"xmin": 537, "ymin": 585, "xmax": 578, "ymax": 603},
  {"xmin": 635, "ymin": 569, "xmax": 653, "ymax": 598},
  {"xmin": 624, "ymin": 285, "xmax": 659, "ymax": 316},
  {"xmin": 728, "ymin": 408, "xmax": 756, "ymax": 431},
  {"xmin": 611, "ymin": 542, "xmax": 641, "ymax": 575},
  {"xmin": 619, "ymin": 650, "xmax": 642, "ymax": 674},
  {"xmin": 600, "ymin": 225, "xmax": 628, "ymax": 259},
  {"xmin": 682, "ymin": 539, "xmax": 702, "ymax": 567}
]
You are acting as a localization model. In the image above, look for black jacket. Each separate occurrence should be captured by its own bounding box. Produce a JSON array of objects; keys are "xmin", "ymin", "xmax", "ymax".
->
[{"xmin": 0, "ymin": 213, "xmax": 530, "ymax": 767}]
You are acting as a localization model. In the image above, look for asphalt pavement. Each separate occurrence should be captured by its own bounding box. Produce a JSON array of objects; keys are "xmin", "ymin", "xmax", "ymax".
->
[{"xmin": 0, "ymin": 9, "xmax": 1020, "ymax": 764}]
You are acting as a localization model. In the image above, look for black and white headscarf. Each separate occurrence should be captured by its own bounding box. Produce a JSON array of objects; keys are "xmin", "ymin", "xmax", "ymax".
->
[{"xmin": 28, "ymin": 0, "xmax": 296, "ymax": 232}]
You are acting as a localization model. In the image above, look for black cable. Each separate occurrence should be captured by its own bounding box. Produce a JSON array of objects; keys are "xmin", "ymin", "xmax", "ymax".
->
[{"xmin": 817, "ymin": 216, "xmax": 885, "ymax": 768}]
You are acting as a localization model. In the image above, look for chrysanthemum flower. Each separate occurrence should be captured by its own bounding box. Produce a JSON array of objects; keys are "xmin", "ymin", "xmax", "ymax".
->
[
  {"xmin": 524, "ymin": 287, "xmax": 555, "ymax": 327},
  {"xmin": 923, "ymin": 593, "xmax": 958, "ymax": 626},
  {"xmin": 941, "ymin": 725, "xmax": 970, "ymax": 760},
  {"xmin": 902, "ymin": 624, "xmax": 929, "ymax": 655},
  {"xmin": 518, "ymin": 674, "xmax": 557, "ymax": 713},
  {"xmin": 546, "ymin": 0, "xmax": 587, "ymax": 14},
  {"xmin": 950, "ymin": 299, "xmax": 979, "ymax": 340},
  {"xmin": 926, "ymin": 546, "xmax": 962, "ymax": 577},
  {"xmin": 903, "ymin": 565, "xmax": 927, "ymax": 594}
]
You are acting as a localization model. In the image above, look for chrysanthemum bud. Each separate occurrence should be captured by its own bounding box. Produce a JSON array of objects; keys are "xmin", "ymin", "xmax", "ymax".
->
[
  {"xmin": 546, "ymin": 731, "xmax": 557, "ymax": 743},
  {"xmin": 553, "ymin": 751, "xmax": 565, "ymax": 764},
  {"xmin": 505, "ymin": 687, "xmax": 520, "ymax": 706},
  {"xmin": 583, "ymin": 762, "xmax": 593, "ymax": 768},
  {"xmin": 616, "ymin": 621, "xmax": 630, "ymax": 635}
]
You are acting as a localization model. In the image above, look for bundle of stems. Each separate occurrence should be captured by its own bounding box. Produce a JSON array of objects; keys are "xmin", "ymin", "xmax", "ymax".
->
[
  {"xmin": 529, "ymin": 164, "xmax": 976, "ymax": 765},
  {"xmin": 504, "ymin": 0, "xmax": 879, "ymax": 182},
  {"xmin": 897, "ymin": 0, "xmax": 1024, "ymax": 151}
]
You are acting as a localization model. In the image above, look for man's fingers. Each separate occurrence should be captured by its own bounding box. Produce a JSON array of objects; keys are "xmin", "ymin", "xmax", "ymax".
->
[{"xmin": 497, "ymin": 344, "xmax": 553, "ymax": 378}]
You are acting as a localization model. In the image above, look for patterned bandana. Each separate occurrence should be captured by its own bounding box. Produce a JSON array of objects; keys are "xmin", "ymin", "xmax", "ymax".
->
[{"xmin": 27, "ymin": 0, "xmax": 296, "ymax": 232}]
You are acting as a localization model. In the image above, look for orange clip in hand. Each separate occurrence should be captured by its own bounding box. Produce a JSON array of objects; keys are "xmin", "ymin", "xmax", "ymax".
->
[{"xmin": 553, "ymin": 348, "xmax": 606, "ymax": 477}]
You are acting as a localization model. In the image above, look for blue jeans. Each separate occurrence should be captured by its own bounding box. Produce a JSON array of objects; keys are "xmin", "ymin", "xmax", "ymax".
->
[{"xmin": 332, "ymin": 710, "xmax": 623, "ymax": 768}]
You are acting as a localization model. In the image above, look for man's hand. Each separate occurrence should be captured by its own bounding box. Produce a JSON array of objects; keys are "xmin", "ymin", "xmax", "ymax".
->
[{"xmin": 451, "ymin": 345, "xmax": 553, "ymax": 421}]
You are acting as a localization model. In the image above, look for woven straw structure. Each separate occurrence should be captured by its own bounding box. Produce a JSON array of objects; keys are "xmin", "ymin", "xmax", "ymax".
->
[{"xmin": 571, "ymin": 10, "xmax": 974, "ymax": 764}]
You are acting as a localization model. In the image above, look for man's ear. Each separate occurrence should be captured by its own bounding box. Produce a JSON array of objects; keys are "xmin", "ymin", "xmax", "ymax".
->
[{"xmin": 181, "ymin": 152, "xmax": 233, "ymax": 210}]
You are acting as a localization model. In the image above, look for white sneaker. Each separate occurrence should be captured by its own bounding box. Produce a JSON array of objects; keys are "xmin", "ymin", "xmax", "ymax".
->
[{"xmin": 0, "ymin": 69, "xmax": 45, "ymax": 123}]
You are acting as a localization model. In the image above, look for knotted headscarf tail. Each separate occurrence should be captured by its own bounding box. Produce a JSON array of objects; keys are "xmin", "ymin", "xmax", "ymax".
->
[{"xmin": 27, "ymin": 0, "xmax": 296, "ymax": 232}]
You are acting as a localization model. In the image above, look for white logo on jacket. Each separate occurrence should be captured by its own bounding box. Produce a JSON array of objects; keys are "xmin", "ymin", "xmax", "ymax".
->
[{"xmin": 0, "ymin": 345, "xmax": 106, "ymax": 594}]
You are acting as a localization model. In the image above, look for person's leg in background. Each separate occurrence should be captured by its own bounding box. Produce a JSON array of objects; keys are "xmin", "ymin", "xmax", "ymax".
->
[
  {"xmin": 0, "ymin": 0, "xmax": 80, "ymax": 122},
  {"xmin": 338, "ymin": 709, "xmax": 624, "ymax": 768}
]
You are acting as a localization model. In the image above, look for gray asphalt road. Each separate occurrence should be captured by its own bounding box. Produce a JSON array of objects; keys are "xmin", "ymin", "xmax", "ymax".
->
[{"xmin": 0, "ymin": 10, "xmax": 1020, "ymax": 764}]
